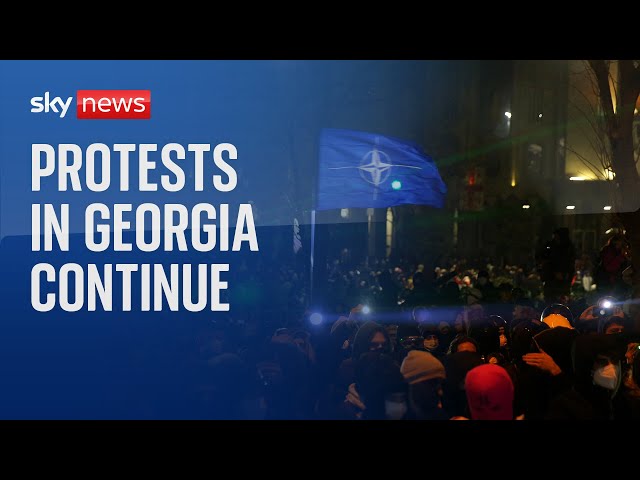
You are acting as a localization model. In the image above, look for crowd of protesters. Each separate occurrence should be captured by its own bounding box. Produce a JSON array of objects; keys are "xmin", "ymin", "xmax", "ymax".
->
[{"xmin": 177, "ymin": 228, "xmax": 639, "ymax": 420}]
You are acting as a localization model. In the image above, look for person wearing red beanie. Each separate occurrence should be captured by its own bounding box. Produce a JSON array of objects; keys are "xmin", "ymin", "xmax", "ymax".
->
[{"xmin": 464, "ymin": 364, "xmax": 514, "ymax": 420}]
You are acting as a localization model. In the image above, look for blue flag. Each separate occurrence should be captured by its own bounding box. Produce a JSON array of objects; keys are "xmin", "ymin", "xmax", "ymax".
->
[{"xmin": 316, "ymin": 128, "xmax": 447, "ymax": 210}]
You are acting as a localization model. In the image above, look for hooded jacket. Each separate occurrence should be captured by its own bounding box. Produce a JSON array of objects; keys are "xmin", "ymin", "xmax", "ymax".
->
[
  {"xmin": 546, "ymin": 333, "xmax": 626, "ymax": 419},
  {"xmin": 351, "ymin": 320, "xmax": 392, "ymax": 360},
  {"xmin": 336, "ymin": 320, "xmax": 392, "ymax": 393},
  {"xmin": 442, "ymin": 350, "xmax": 484, "ymax": 418},
  {"xmin": 353, "ymin": 351, "xmax": 407, "ymax": 420},
  {"xmin": 533, "ymin": 326, "xmax": 579, "ymax": 376},
  {"xmin": 517, "ymin": 326, "xmax": 578, "ymax": 419}
]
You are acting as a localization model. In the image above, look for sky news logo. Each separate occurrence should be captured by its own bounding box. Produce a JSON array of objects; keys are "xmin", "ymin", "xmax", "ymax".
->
[{"xmin": 30, "ymin": 90, "xmax": 151, "ymax": 119}]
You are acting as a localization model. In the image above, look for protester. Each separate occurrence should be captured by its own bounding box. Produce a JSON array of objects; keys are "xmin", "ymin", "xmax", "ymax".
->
[
  {"xmin": 462, "ymin": 364, "xmax": 515, "ymax": 420},
  {"xmin": 139, "ymin": 245, "xmax": 640, "ymax": 420},
  {"xmin": 400, "ymin": 350, "xmax": 448, "ymax": 420}
]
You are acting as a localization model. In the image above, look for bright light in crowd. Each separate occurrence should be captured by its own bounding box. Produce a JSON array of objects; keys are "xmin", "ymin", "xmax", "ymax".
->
[
  {"xmin": 569, "ymin": 177, "xmax": 585, "ymax": 181},
  {"xmin": 362, "ymin": 305, "xmax": 371, "ymax": 315},
  {"xmin": 309, "ymin": 313, "xmax": 323, "ymax": 325},
  {"xmin": 538, "ymin": 113, "xmax": 543, "ymax": 118},
  {"xmin": 522, "ymin": 205, "xmax": 530, "ymax": 209},
  {"xmin": 391, "ymin": 180, "xmax": 402, "ymax": 190},
  {"xmin": 604, "ymin": 206, "xmax": 612, "ymax": 211},
  {"xmin": 566, "ymin": 205, "xmax": 576, "ymax": 210},
  {"xmin": 602, "ymin": 300, "xmax": 612, "ymax": 309},
  {"xmin": 504, "ymin": 111, "xmax": 512, "ymax": 119}
]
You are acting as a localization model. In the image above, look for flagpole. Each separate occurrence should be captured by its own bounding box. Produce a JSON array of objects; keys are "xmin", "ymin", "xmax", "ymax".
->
[{"xmin": 310, "ymin": 209, "xmax": 316, "ymax": 306}]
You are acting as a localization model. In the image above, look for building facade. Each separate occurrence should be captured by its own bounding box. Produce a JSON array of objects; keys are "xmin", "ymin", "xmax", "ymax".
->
[{"xmin": 401, "ymin": 60, "xmax": 628, "ymax": 268}]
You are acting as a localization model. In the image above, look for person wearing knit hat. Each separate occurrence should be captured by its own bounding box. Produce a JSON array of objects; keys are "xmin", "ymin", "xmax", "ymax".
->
[
  {"xmin": 401, "ymin": 350, "xmax": 448, "ymax": 419},
  {"xmin": 464, "ymin": 363, "xmax": 514, "ymax": 420},
  {"xmin": 401, "ymin": 350, "xmax": 446, "ymax": 385}
]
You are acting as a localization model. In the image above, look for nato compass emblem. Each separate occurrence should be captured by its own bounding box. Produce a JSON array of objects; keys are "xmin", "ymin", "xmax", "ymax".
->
[{"xmin": 329, "ymin": 144, "xmax": 421, "ymax": 199}]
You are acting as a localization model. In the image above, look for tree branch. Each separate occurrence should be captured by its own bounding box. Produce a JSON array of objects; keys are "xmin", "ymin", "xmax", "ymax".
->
[
  {"xmin": 564, "ymin": 144, "xmax": 608, "ymax": 179},
  {"xmin": 588, "ymin": 60, "xmax": 617, "ymax": 137}
]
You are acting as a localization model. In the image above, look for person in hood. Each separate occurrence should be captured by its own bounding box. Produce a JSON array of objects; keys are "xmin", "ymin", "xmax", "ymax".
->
[
  {"xmin": 525, "ymin": 325, "xmax": 578, "ymax": 376},
  {"xmin": 492, "ymin": 315, "xmax": 509, "ymax": 349},
  {"xmin": 597, "ymin": 314, "xmax": 626, "ymax": 335},
  {"xmin": 463, "ymin": 364, "xmax": 515, "ymax": 420},
  {"xmin": 519, "ymin": 324, "xmax": 578, "ymax": 419},
  {"xmin": 420, "ymin": 323, "xmax": 446, "ymax": 359},
  {"xmin": 441, "ymin": 350, "xmax": 484, "ymax": 418},
  {"xmin": 500, "ymin": 319, "xmax": 547, "ymax": 418},
  {"xmin": 510, "ymin": 320, "xmax": 547, "ymax": 363},
  {"xmin": 412, "ymin": 305, "xmax": 448, "ymax": 357},
  {"xmin": 467, "ymin": 317, "xmax": 501, "ymax": 359},
  {"xmin": 351, "ymin": 320, "xmax": 392, "ymax": 359},
  {"xmin": 336, "ymin": 320, "xmax": 393, "ymax": 397},
  {"xmin": 342, "ymin": 351, "xmax": 408, "ymax": 420},
  {"xmin": 546, "ymin": 333, "xmax": 627, "ymax": 419},
  {"xmin": 447, "ymin": 334, "xmax": 479, "ymax": 355}
]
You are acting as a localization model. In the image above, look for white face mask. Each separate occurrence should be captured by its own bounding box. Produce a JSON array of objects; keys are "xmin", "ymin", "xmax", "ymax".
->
[
  {"xmin": 385, "ymin": 401, "xmax": 408, "ymax": 420},
  {"xmin": 593, "ymin": 363, "xmax": 621, "ymax": 390}
]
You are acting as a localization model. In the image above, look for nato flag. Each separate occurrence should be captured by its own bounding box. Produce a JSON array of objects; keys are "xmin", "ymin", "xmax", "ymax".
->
[{"xmin": 316, "ymin": 128, "xmax": 447, "ymax": 210}]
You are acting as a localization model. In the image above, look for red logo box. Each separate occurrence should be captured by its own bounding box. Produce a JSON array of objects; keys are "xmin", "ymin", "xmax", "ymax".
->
[{"xmin": 77, "ymin": 90, "xmax": 151, "ymax": 119}]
